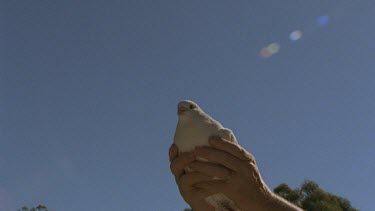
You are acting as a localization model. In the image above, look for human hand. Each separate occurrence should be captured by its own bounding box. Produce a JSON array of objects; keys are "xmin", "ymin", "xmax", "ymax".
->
[
  {"xmin": 191, "ymin": 137, "xmax": 302, "ymax": 211},
  {"xmin": 169, "ymin": 144, "xmax": 216, "ymax": 211},
  {"xmin": 169, "ymin": 138, "xmax": 301, "ymax": 211},
  {"xmin": 190, "ymin": 136, "xmax": 273, "ymax": 210}
]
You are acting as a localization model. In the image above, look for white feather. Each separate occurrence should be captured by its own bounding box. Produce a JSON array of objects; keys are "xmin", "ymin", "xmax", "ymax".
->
[{"xmin": 174, "ymin": 100, "xmax": 240, "ymax": 211}]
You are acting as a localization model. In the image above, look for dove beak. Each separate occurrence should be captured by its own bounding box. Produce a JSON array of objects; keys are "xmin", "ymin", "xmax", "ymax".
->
[{"xmin": 178, "ymin": 107, "xmax": 187, "ymax": 115}]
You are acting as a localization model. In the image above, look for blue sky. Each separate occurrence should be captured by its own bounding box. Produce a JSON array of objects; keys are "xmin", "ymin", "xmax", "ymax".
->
[{"xmin": 1, "ymin": 1, "xmax": 374, "ymax": 210}]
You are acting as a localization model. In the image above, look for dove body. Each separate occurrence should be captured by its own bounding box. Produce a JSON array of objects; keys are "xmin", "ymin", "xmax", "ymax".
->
[{"xmin": 174, "ymin": 100, "xmax": 240, "ymax": 211}]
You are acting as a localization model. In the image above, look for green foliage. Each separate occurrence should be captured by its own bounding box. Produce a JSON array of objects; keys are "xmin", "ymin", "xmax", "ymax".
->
[
  {"xmin": 274, "ymin": 183, "xmax": 301, "ymax": 205},
  {"xmin": 18, "ymin": 204, "xmax": 50, "ymax": 211},
  {"xmin": 184, "ymin": 180, "xmax": 358, "ymax": 210},
  {"xmin": 274, "ymin": 180, "xmax": 359, "ymax": 211}
]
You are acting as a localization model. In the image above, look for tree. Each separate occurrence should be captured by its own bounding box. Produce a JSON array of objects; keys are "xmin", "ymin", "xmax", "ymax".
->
[
  {"xmin": 274, "ymin": 180, "xmax": 359, "ymax": 211},
  {"xmin": 274, "ymin": 183, "xmax": 301, "ymax": 205},
  {"xmin": 18, "ymin": 204, "xmax": 50, "ymax": 211},
  {"xmin": 184, "ymin": 180, "xmax": 359, "ymax": 211}
]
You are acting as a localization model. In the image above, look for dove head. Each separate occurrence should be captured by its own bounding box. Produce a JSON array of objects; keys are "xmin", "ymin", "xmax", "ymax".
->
[{"xmin": 177, "ymin": 100, "xmax": 206, "ymax": 120}]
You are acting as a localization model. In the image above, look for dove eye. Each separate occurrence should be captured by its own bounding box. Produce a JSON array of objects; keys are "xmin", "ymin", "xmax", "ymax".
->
[{"xmin": 189, "ymin": 105, "xmax": 195, "ymax": 109}]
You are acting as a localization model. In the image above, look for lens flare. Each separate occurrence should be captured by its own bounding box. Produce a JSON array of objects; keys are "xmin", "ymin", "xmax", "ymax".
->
[
  {"xmin": 260, "ymin": 47, "xmax": 273, "ymax": 58},
  {"xmin": 317, "ymin": 15, "xmax": 329, "ymax": 26},
  {"xmin": 260, "ymin": 42, "xmax": 280, "ymax": 58},
  {"xmin": 268, "ymin": 43, "xmax": 280, "ymax": 54},
  {"xmin": 260, "ymin": 14, "xmax": 331, "ymax": 59},
  {"xmin": 289, "ymin": 30, "xmax": 303, "ymax": 41}
]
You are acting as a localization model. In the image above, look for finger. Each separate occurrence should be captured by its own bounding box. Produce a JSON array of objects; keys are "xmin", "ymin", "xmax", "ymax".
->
[
  {"xmin": 170, "ymin": 152, "xmax": 195, "ymax": 179},
  {"xmin": 193, "ymin": 180, "xmax": 228, "ymax": 192},
  {"xmin": 183, "ymin": 200, "xmax": 215, "ymax": 211},
  {"xmin": 183, "ymin": 185, "xmax": 221, "ymax": 201},
  {"xmin": 201, "ymin": 202, "xmax": 216, "ymax": 211},
  {"xmin": 189, "ymin": 161, "xmax": 232, "ymax": 180},
  {"xmin": 169, "ymin": 144, "xmax": 178, "ymax": 162},
  {"xmin": 178, "ymin": 172, "xmax": 213, "ymax": 188},
  {"xmin": 191, "ymin": 194, "xmax": 218, "ymax": 211},
  {"xmin": 194, "ymin": 146, "xmax": 241, "ymax": 171},
  {"xmin": 209, "ymin": 136, "xmax": 255, "ymax": 163}
]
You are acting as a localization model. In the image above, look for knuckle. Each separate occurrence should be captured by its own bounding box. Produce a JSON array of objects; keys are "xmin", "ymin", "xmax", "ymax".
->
[
  {"xmin": 169, "ymin": 162, "xmax": 175, "ymax": 172},
  {"xmin": 242, "ymin": 150, "xmax": 256, "ymax": 163},
  {"xmin": 168, "ymin": 152, "xmax": 174, "ymax": 161},
  {"xmin": 238, "ymin": 148, "xmax": 247, "ymax": 157},
  {"xmin": 238, "ymin": 160, "xmax": 253, "ymax": 171},
  {"xmin": 238, "ymin": 147, "xmax": 250, "ymax": 159},
  {"xmin": 250, "ymin": 162, "xmax": 258, "ymax": 170},
  {"xmin": 170, "ymin": 161, "xmax": 180, "ymax": 176},
  {"xmin": 250, "ymin": 155, "xmax": 256, "ymax": 164},
  {"xmin": 244, "ymin": 162, "xmax": 258, "ymax": 175}
]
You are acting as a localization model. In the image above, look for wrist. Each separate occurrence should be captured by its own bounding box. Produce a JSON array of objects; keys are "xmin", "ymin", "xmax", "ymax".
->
[
  {"xmin": 261, "ymin": 192, "xmax": 303, "ymax": 211},
  {"xmin": 236, "ymin": 189, "xmax": 302, "ymax": 211},
  {"xmin": 235, "ymin": 186, "xmax": 274, "ymax": 210}
]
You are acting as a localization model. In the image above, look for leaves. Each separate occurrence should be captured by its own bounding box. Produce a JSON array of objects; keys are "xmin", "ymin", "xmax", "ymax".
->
[
  {"xmin": 274, "ymin": 180, "xmax": 359, "ymax": 211},
  {"xmin": 184, "ymin": 180, "xmax": 359, "ymax": 211},
  {"xmin": 18, "ymin": 204, "xmax": 49, "ymax": 211}
]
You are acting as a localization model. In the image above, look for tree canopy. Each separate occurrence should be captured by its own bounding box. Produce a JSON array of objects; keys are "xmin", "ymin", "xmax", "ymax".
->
[
  {"xmin": 274, "ymin": 180, "xmax": 359, "ymax": 211},
  {"xmin": 18, "ymin": 204, "xmax": 50, "ymax": 211},
  {"xmin": 184, "ymin": 180, "xmax": 359, "ymax": 211}
]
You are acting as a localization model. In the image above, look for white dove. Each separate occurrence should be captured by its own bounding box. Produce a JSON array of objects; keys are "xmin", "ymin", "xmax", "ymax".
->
[{"xmin": 174, "ymin": 100, "xmax": 240, "ymax": 211}]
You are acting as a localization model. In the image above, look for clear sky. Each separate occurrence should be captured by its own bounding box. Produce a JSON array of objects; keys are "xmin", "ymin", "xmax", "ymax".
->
[{"xmin": 1, "ymin": 1, "xmax": 374, "ymax": 210}]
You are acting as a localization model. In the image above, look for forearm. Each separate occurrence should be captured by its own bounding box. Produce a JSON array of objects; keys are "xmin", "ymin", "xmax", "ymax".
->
[
  {"xmin": 236, "ymin": 190, "xmax": 302, "ymax": 211},
  {"xmin": 262, "ymin": 193, "xmax": 303, "ymax": 211}
]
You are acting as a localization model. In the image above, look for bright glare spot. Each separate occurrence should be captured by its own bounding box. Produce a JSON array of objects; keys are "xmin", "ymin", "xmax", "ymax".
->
[
  {"xmin": 260, "ymin": 47, "xmax": 273, "ymax": 58},
  {"xmin": 260, "ymin": 42, "xmax": 281, "ymax": 58},
  {"xmin": 268, "ymin": 43, "xmax": 280, "ymax": 54},
  {"xmin": 289, "ymin": 30, "xmax": 303, "ymax": 41}
]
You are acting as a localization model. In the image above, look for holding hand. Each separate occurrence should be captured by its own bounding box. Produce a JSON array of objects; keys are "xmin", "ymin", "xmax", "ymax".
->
[
  {"xmin": 169, "ymin": 137, "xmax": 302, "ymax": 211},
  {"xmin": 191, "ymin": 136, "xmax": 272, "ymax": 210},
  {"xmin": 169, "ymin": 144, "xmax": 216, "ymax": 211}
]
